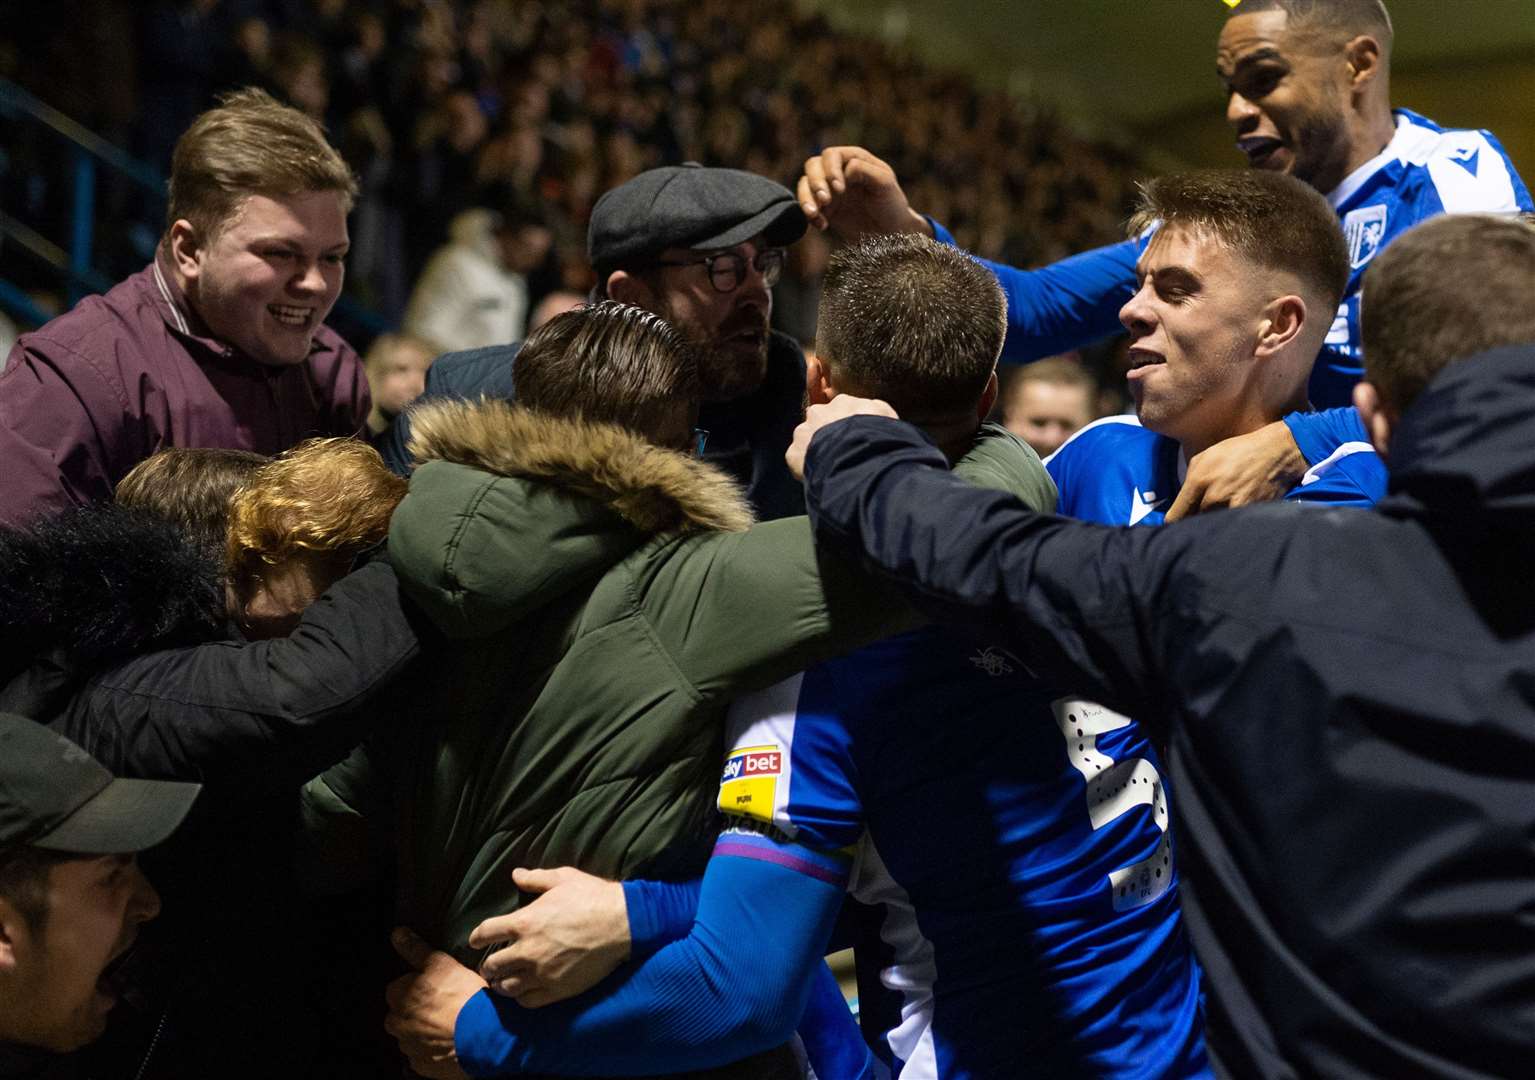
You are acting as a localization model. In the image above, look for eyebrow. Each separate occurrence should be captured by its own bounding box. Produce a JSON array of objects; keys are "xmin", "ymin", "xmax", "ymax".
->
[
  {"xmin": 1139, "ymin": 264, "xmax": 1203, "ymax": 292},
  {"xmin": 1218, "ymin": 46, "xmax": 1285, "ymax": 80}
]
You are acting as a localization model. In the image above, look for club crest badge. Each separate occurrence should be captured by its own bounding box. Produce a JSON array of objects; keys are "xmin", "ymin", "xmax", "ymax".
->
[{"xmin": 1343, "ymin": 204, "xmax": 1388, "ymax": 269}]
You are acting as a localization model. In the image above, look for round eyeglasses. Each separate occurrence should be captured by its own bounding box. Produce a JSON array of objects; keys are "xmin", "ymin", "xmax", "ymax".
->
[{"xmin": 652, "ymin": 248, "xmax": 787, "ymax": 293}]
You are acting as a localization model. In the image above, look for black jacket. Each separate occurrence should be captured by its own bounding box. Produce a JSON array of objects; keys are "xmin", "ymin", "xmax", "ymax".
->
[
  {"xmin": 0, "ymin": 507, "xmax": 424, "ymax": 1078},
  {"xmin": 800, "ymin": 344, "xmax": 1535, "ymax": 1080},
  {"xmin": 378, "ymin": 331, "xmax": 808, "ymax": 520}
]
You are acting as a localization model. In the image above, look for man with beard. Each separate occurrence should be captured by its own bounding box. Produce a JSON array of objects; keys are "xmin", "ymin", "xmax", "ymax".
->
[
  {"xmin": 378, "ymin": 165, "xmax": 809, "ymax": 520},
  {"xmin": 797, "ymin": 0, "xmax": 1530, "ymax": 513}
]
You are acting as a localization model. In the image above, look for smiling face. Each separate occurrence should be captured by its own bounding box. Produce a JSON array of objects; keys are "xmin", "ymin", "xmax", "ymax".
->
[
  {"xmin": 648, "ymin": 236, "xmax": 774, "ymax": 402},
  {"xmin": 1119, "ymin": 226, "xmax": 1270, "ymax": 456},
  {"xmin": 0, "ymin": 855, "xmax": 160, "ymax": 1052},
  {"xmin": 1217, "ymin": 10, "xmax": 1356, "ymax": 193},
  {"xmin": 174, "ymin": 190, "xmax": 349, "ymax": 367}
]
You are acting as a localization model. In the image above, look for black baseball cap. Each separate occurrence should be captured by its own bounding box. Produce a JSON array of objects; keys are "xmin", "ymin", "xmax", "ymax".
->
[
  {"xmin": 588, "ymin": 163, "xmax": 807, "ymax": 279},
  {"xmin": 0, "ymin": 714, "xmax": 200, "ymax": 855}
]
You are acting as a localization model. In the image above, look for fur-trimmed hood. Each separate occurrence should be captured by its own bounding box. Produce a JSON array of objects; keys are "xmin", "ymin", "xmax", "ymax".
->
[{"xmin": 406, "ymin": 398, "xmax": 755, "ymax": 535}]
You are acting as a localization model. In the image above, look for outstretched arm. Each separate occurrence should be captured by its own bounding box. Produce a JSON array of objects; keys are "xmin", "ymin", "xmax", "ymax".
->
[
  {"xmin": 796, "ymin": 146, "xmax": 1140, "ymax": 364},
  {"xmin": 387, "ymin": 838, "xmax": 849, "ymax": 1077},
  {"xmin": 79, "ymin": 560, "xmax": 424, "ymax": 784},
  {"xmin": 794, "ymin": 406, "xmax": 1187, "ymax": 719}
]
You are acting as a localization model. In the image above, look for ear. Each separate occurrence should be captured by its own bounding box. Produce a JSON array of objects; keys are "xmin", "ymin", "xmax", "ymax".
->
[
  {"xmin": 606, "ymin": 270, "xmax": 653, "ymax": 308},
  {"xmin": 1352, "ymin": 379, "xmax": 1395, "ymax": 457},
  {"xmin": 168, "ymin": 219, "xmax": 203, "ymax": 284},
  {"xmin": 1256, "ymin": 294, "xmax": 1308, "ymax": 357},
  {"xmin": 805, "ymin": 354, "xmax": 836, "ymax": 406},
  {"xmin": 977, "ymin": 369, "xmax": 999, "ymax": 421},
  {"xmin": 1343, "ymin": 35, "xmax": 1384, "ymax": 93},
  {"xmin": 0, "ymin": 897, "xmax": 27, "ymax": 973}
]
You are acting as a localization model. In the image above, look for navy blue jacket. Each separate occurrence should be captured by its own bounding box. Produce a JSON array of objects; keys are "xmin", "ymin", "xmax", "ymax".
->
[
  {"xmin": 379, "ymin": 332, "xmax": 808, "ymax": 521},
  {"xmin": 800, "ymin": 344, "xmax": 1535, "ymax": 1080}
]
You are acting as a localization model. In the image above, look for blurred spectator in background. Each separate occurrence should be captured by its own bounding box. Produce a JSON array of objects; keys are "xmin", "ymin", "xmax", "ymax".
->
[
  {"xmin": 0, "ymin": 0, "xmax": 1146, "ymax": 351},
  {"xmin": 363, "ymin": 333, "xmax": 437, "ymax": 437},
  {"xmin": 996, "ymin": 354, "xmax": 1100, "ymax": 458},
  {"xmin": 402, "ymin": 204, "xmax": 552, "ymax": 354}
]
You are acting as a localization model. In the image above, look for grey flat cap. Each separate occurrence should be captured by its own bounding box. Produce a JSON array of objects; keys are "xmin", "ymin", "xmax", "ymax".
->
[{"xmin": 588, "ymin": 163, "xmax": 807, "ymax": 278}]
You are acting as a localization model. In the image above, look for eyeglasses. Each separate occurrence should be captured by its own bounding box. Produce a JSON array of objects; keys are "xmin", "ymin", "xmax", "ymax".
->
[{"xmin": 652, "ymin": 248, "xmax": 787, "ymax": 293}]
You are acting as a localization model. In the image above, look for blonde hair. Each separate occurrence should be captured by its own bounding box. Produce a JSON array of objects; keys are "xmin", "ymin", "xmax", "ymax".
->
[
  {"xmin": 226, "ymin": 438, "xmax": 405, "ymax": 589},
  {"xmin": 166, "ymin": 86, "xmax": 358, "ymax": 243}
]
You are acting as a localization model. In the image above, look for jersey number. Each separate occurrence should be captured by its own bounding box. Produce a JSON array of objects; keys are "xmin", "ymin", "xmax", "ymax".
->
[{"xmin": 1052, "ymin": 698, "xmax": 1172, "ymax": 911}]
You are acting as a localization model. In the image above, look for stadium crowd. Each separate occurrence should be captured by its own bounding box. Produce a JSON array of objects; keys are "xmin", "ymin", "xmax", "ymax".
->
[{"xmin": 2, "ymin": 1, "xmax": 1534, "ymax": 1079}]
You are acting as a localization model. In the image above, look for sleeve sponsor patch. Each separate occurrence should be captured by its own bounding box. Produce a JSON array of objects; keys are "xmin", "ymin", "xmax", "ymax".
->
[{"xmin": 717, "ymin": 744, "xmax": 783, "ymax": 825}]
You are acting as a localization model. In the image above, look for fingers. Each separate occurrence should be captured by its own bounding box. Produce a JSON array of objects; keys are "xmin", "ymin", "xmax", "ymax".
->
[
  {"xmin": 468, "ymin": 912, "xmax": 519, "ymax": 951},
  {"xmin": 479, "ymin": 942, "xmax": 531, "ymax": 984},
  {"xmin": 510, "ymin": 866, "xmax": 565, "ymax": 895},
  {"xmin": 1162, "ymin": 483, "xmax": 1199, "ymax": 523},
  {"xmin": 796, "ymin": 174, "xmax": 828, "ymax": 230},
  {"xmin": 391, "ymin": 926, "xmax": 434, "ymax": 971}
]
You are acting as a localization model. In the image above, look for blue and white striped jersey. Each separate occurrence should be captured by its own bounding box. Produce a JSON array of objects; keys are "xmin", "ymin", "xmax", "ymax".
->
[
  {"xmin": 1046, "ymin": 415, "xmax": 1384, "ymax": 526},
  {"xmin": 721, "ymin": 632, "xmax": 1208, "ymax": 1079},
  {"xmin": 1313, "ymin": 109, "xmax": 1533, "ymax": 406}
]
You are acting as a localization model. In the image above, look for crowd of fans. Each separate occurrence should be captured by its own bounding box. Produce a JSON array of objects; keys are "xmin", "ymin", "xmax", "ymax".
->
[
  {"xmin": 3, "ymin": 1, "xmax": 1535, "ymax": 1079},
  {"xmin": 3, "ymin": 0, "xmax": 1140, "ymax": 367}
]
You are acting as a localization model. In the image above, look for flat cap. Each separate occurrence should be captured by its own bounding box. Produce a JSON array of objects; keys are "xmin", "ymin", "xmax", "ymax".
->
[{"xmin": 588, "ymin": 164, "xmax": 807, "ymax": 278}]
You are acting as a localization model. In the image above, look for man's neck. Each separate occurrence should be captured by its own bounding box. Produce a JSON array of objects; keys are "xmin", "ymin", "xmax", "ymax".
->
[
  {"xmin": 1339, "ymin": 102, "xmax": 1398, "ymax": 188},
  {"xmin": 916, "ymin": 415, "xmax": 985, "ymax": 466}
]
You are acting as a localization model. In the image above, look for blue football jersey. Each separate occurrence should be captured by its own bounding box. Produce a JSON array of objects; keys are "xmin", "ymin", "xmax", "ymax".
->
[
  {"xmin": 721, "ymin": 633, "xmax": 1208, "ymax": 1079},
  {"xmin": 1313, "ymin": 109, "xmax": 1533, "ymax": 406},
  {"xmin": 1046, "ymin": 415, "xmax": 1384, "ymax": 526}
]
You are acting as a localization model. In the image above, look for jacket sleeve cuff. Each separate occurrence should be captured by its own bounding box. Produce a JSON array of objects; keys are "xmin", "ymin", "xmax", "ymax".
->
[
  {"xmin": 623, "ymin": 878, "xmax": 701, "ymax": 958},
  {"xmin": 927, "ymin": 216, "xmax": 955, "ymax": 247},
  {"xmin": 456, "ymin": 988, "xmax": 518, "ymax": 1077}
]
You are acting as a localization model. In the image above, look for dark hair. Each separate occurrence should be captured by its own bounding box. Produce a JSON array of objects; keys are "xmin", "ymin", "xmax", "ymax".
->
[
  {"xmin": 165, "ymin": 86, "xmax": 357, "ymax": 243},
  {"xmin": 512, "ymin": 301, "xmax": 698, "ymax": 437},
  {"xmin": 816, "ymin": 233, "xmax": 1005, "ymax": 421},
  {"xmin": 115, "ymin": 448, "xmax": 269, "ymax": 554},
  {"xmin": 0, "ymin": 846, "xmax": 73, "ymax": 934},
  {"xmin": 1362, "ymin": 214, "xmax": 1535, "ymax": 414},
  {"xmin": 1229, "ymin": 0, "xmax": 1393, "ymax": 52},
  {"xmin": 1128, "ymin": 169, "xmax": 1350, "ymax": 311}
]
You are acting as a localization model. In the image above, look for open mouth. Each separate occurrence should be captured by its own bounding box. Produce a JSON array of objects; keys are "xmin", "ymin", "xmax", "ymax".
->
[
  {"xmin": 1127, "ymin": 348, "xmax": 1165, "ymax": 372},
  {"xmin": 96, "ymin": 939, "xmax": 143, "ymax": 1007},
  {"xmin": 1237, "ymin": 136, "xmax": 1286, "ymax": 169},
  {"xmin": 268, "ymin": 303, "xmax": 314, "ymax": 328}
]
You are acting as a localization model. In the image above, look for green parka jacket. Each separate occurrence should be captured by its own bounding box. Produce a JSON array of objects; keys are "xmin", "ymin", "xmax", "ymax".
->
[{"xmin": 302, "ymin": 399, "xmax": 928, "ymax": 965}]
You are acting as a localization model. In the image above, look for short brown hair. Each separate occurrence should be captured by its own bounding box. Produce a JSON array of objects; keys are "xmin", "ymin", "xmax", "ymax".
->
[
  {"xmin": 226, "ymin": 438, "xmax": 405, "ymax": 592},
  {"xmin": 1362, "ymin": 214, "xmax": 1535, "ymax": 414},
  {"xmin": 816, "ymin": 233, "xmax": 1005, "ymax": 421},
  {"xmin": 512, "ymin": 301, "xmax": 699, "ymax": 438},
  {"xmin": 1129, "ymin": 170, "xmax": 1350, "ymax": 312},
  {"xmin": 166, "ymin": 87, "xmax": 358, "ymax": 243},
  {"xmin": 115, "ymin": 448, "xmax": 269, "ymax": 553}
]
